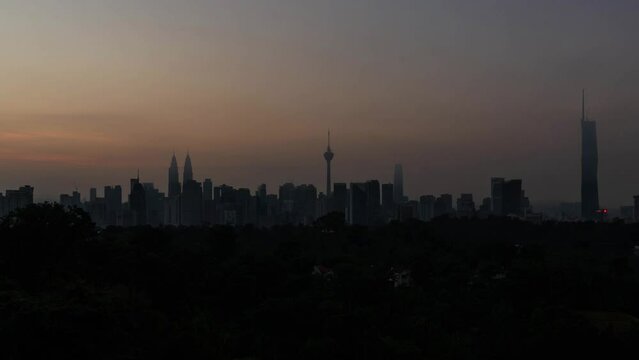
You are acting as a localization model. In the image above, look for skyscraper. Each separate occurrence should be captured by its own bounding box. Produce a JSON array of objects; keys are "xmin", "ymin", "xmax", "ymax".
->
[
  {"xmin": 168, "ymin": 153, "xmax": 181, "ymax": 198},
  {"xmin": 183, "ymin": 152, "xmax": 194, "ymax": 184},
  {"xmin": 490, "ymin": 177, "xmax": 504, "ymax": 216},
  {"xmin": 393, "ymin": 164, "xmax": 405, "ymax": 203},
  {"xmin": 502, "ymin": 179, "xmax": 522, "ymax": 216},
  {"xmin": 181, "ymin": 179, "xmax": 203, "ymax": 226},
  {"xmin": 581, "ymin": 90, "xmax": 600, "ymax": 220},
  {"xmin": 323, "ymin": 131, "xmax": 334, "ymax": 197},
  {"xmin": 203, "ymin": 178, "xmax": 213, "ymax": 201},
  {"xmin": 129, "ymin": 175, "xmax": 147, "ymax": 226},
  {"xmin": 332, "ymin": 183, "xmax": 347, "ymax": 214},
  {"xmin": 381, "ymin": 183, "xmax": 395, "ymax": 220}
]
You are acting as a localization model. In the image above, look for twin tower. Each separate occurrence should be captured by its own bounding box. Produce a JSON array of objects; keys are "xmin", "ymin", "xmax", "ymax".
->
[
  {"xmin": 166, "ymin": 152, "xmax": 202, "ymax": 226},
  {"xmin": 168, "ymin": 152, "xmax": 193, "ymax": 198}
]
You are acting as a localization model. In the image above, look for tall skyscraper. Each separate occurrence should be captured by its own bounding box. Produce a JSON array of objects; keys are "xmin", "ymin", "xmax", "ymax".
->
[
  {"xmin": 323, "ymin": 131, "xmax": 334, "ymax": 197},
  {"xmin": 105, "ymin": 185, "xmax": 122, "ymax": 226},
  {"xmin": 129, "ymin": 175, "xmax": 147, "ymax": 226},
  {"xmin": 381, "ymin": 183, "xmax": 395, "ymax": 220},
  {"xmin": 419, "ymin": 195, "xmax": 436, "ymax": 221},
  {"xmin": 332, "ymin": 183, "xmax": 347, "ymax": 214},
  {"xmin": 491, "ymin": 177, "xmax": 505, "ymax": 216},
  {"xmin": 168, "ymin": 153, "xmax": 181, "ymax": 198},
  {"xmin": 502, "ymin": 179, "xmax": 523, "ymax": 216},
  {"xmin": 181, "ymin": 179, "xmax": 203, "ymax": 226},
  {"xmin": 581, "ymin": 90, "xmax": 600, "ymax": 220},
  {"xmin": 393, "ymin": 164, "xmax": 405, "ymax": 203},
  {"xmin": 349, "ymin": 182, "xmax": 367, "ymax": 226},
  {"xmin": 183, "ymin": 152, "xmax": 194, "ymax": 184},
  {"xmin": 456, "ymin": 194, "xmax": 476, "ymax": 218},
  {"xmin": 203, "ymin": 179, "xmax": 213, "ymax": 201}
]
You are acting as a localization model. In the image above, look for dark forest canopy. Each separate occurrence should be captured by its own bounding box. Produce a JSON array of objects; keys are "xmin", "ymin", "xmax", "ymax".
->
[{"xmin": 2, "ymin": 204, "xmax": 639, "ymax": 359}]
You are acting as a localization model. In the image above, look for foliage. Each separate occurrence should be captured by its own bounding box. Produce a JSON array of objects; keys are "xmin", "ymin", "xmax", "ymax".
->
[{"xmin": 1, "ymin": 205, "xmax": 639, "ymax": 359}]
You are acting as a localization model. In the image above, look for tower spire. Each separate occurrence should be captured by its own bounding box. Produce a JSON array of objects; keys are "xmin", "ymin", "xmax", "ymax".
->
[{"xmin": 323, "ymin": 130, "xmax": 335, "ymax": 197}]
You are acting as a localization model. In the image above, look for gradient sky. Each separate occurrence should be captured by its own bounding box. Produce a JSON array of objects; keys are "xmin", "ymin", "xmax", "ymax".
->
[{"xmin": 1, "ymin": 0, "xmax": 638, "ymax": 207}]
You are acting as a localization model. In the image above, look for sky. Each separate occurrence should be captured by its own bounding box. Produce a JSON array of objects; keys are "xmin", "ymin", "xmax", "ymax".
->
[{"xmin": 1, "ymin": 0, "xmax": 638, "ymax": 207}]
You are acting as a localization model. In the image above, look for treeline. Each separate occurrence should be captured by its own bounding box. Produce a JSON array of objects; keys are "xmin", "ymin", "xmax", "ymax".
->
[{"xmin": 1, "ymin": 204, "xmax": 639, "ymax": 359}]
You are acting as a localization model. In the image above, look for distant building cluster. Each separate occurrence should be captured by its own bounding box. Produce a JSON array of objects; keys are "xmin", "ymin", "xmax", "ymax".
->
[
  {"xmin": 2, "ymin": 92, "xmax": 638, "ymax": 226},
  {"xmin": 0, "ymin": 186, "xmax": 34, "ymax": 218}
]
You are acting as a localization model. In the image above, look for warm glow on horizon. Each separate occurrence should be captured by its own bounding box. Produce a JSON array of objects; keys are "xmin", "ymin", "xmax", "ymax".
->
[{"xmin": 1, "ymin": 0, "xmax": 639, "ymax": 207}]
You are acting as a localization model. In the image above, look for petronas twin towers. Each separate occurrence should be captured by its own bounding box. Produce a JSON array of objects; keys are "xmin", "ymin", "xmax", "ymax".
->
[
  {"xmin": 167, "ymin": 152, "xmax": 200, "ymax": 225},
  {"xmin": 168, "ymin": 152, "xmax": 193, "ymax": 198}
]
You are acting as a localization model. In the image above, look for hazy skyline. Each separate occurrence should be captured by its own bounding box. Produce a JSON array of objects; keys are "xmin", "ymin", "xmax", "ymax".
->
[{"xmin": 1, "ymin": 0, "xmax": 639, "ymax": 207}]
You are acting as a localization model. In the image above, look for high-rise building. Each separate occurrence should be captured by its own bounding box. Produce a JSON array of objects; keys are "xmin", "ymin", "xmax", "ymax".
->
[
  {"xmin": 323, "ymin": 131, "xmax": 334, "ymax": 197},
  {"xmin": 365, "ymin": 180, "xmax": 382, "ymax": 225},
  {"xmin": 60, "ymin": 191, "xmax": 81, "ymax": 208},
  {"xmin": 203, "ymin": 179, "xmax": 213, "ymax": 201},
  {"xmin": 183, "ymin": 152, "xmax": 194, "ymax": 184},
  {"xmin": 181, "ymin": 180, "xmax": 203, "ymax": 226},
  {"xmin": 332, "ymin": 183, "xmax": 347, "ymax": 214},
  {"xmin": 456, "ymin": 194, "xmax": 476, "ymax": 218},
  {"xmin": 382, "ymin": 183, "xmax": 395, "ymax": 220},
  {"xmin": 105, "ymin": 185, "xmax": 122, "ymax": 226},
  {"xmin": 393, "ymin": 164, "xmax": 405, "ymax": 203},
  {"xmin": 419, "ymin": 195, "xmax": 435, "ymax": 221},
  {"xmin": 256, "ymin": 184, "xmax": 268, "ymax": 219},
  {"xmin": 349, "ymin": 182, "xmax": 368, "ymax": 225},
  {"xmin": 295, "ymin": 184, "xmax": 318, "ymax": 225},
  {"xmin": 129, "ymin": 176, "xmax": 147, "ymax": 226},
  {"xmin": 168, "ymin": 153, "xmax": 181, "ymax": 198},
  {"xmin": 1, "ymin": 186, "xmax": 34, "ymax": 217},
  {"xmin": 491, "ymin": 177, "xmax": 504, "ymax": 216},
  {"xmin": 502, "ymin": 179, "xmax": 522, "ymax": 216},
  {"xmin": 634, "ymin": 196, "xmax": 639, "ymax": 223},
  {"xmin": 434, "ymin": 194, "xmax": 454, "ymax": 218},
  {"xmin": 478, "ymin": 197, "xmax": 492, "ymax": 219},
  {"xmin": 581, "ymin": 90, "xmax": 600, "ymax": 220}
]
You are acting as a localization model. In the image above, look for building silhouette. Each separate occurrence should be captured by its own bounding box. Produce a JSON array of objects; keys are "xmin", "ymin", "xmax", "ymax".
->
[
  {"xmin": 434, "ymin": 194, "xmax": 454, "ymax": 218},
  {"xmin": 104, "ymin": 185, "xmax": 122, "ymax": 226},
  {"xmin": 332, "ymin": 183, "xmax": 347, "ymax": 214},
  {"xmin": 419, "ymin": 195, "xmax": 436, "ymax": 221},
  {"xmin": 456, "ymin": 194, "xmax": 476, "ymax": 218},
  {"xmin": 491, "ymin": 177, "xmax": 504, "ymax": 216},
  {"xmin": 502, "ymin": 179, "xmax": 523, "ymax": 216},
  {"xmin": 143, "ymin": 183, "xmax": 165, "ymax": 226},
  {"xmin": 365, "ymin": 180, "xmax": 382, "ymax": 225},
  {"xmin": 181, "ymin": 154, "xmax": 202, "ymax": 226},
  {"xmin": 634, "ymin": 196, "xmax": 639, "ymax": 223},
  {"xmin": 581, "ymin": 90, "xmax": 600, "ymax": 220},
  {"xmin": 323, "ymin": 131, "xmax": 334, "ymax": 197},
  {"xmin": 60, "ymin": 191, "xmax": 81, "ymax": 208},
  {"xmin": 0, "ymin": 186, "xmax": 34, "ymax": 217},
  {"xmin": 349, "ymin": 182, "xmax": 368, "ymax": 225},
  {"xmin": 183, "ymin": 152, "xmax": 194, "ymax": 183},
  {"xmin": 168, "ymin": 153, "xmax": 181, "ymax": 198},
  {"xmin": 166, "ymin": 154, "xmax": 182, "ymax": 225},
  {"xmin": 128, "ymin": 175, "xmax": 147, "ymax": 226},
  {"xmin": 382, "ymin": 183, "xmax": 395, "ymax": 221}
]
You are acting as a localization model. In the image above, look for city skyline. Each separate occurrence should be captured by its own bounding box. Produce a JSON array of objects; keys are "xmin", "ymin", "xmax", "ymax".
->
[{"xmin": 2, "ymin": 1, "xmax": 639, "ymax": 207}]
